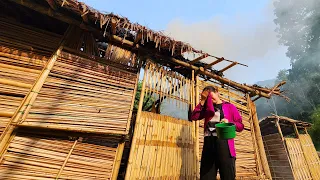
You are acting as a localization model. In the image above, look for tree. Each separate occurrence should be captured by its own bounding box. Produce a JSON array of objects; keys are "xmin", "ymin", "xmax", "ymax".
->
[
  {"xmin": 254, "ymin": 0, "xmax": 320, "ymax": 150},
  {"xmin": 133, "ymin": 81, "xmax": 154, "ymax": 112}
]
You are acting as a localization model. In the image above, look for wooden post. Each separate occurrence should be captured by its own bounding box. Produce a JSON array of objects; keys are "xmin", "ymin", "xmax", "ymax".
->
[
  {"xmin": 111, "ymin": 142, "xmax": 125, "ymax": 180},
  {"xmin": 248, "ymin": 97, "xmax": 272, "ymax": 179},
  {"xmin": 125, "ymin": 62, "xmax": 148, "ymax": 180},
  {"xmin": 111, "ymin": 60, "xmax": 142, "ymax": 179},
  {"xmin": 195, "ymin": 76, "xmax": 200, "ymax": 179},
  {"xmin": 0, "ymin": 46, "xmax": 63, "ymax": 157},
  {"xmin": 276, "ymin": 118, "xmax": 284, "ymax": 141},
  {"xmin": 56, "ymin": 138, "xmax": 79, "ymax": 179}
]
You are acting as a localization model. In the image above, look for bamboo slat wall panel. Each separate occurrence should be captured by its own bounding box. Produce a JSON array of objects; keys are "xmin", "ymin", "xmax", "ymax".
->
[
  {"xmin": 0, "ymin": 132, "xmax": 119, "ymax": 179},
  {"xmin": 263, "ymin": 134, "xmax": 294, "ymax": 180},
  {"xmin": 19, "ymin": 51, "xmax": 138, "ymax": 135},
  {"xmin": 299, "ymin": 134, "xmax": 320, "ymax": 179},
  {"xmin": 0, "ymin": 18, "xmax": 62, "ymax": 58},
  {"xmin": 126, "ymin": 112, "xmax": 195, "ymax": 179},
  {"xmin": 0, "ymin": 46, "xmax": 48, "ymax": 135},
  {"xmin": 198, "ymin": 80, "xmax": 261, "ymax": 179},
  {"xmin": 0, "ymin": 18, "xmax": 62, "ymax": 136},
  {"xmin": 285, "ymin": 138, "xmax": 312, "ymax": 180}
]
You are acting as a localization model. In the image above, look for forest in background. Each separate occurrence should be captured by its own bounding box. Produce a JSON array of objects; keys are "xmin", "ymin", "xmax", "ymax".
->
[{"xmin": 256, "ymin": 0, "xmax": 320, "ymax": 150}]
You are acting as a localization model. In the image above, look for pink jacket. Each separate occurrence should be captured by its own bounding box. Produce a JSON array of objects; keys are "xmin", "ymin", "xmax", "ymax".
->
[{"xmin": 191, "ymin": 94, "xmax": 244, "ymax": 157}]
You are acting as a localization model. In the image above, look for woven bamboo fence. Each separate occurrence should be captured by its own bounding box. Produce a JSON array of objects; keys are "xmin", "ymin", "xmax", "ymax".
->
[
  {"xmin": 263, "ymin": 134, "xmax": 294, "ymax": 179},
  {"xmin": 197, "ymin": 80, "xmax": 270, "ymax": 179},
  {"xmin": 0, "ymin": 132, "xmax": 119, "ymax": 179},
  {"xmin": 285, "ymin": 138, "xmax": 312, "ymax": 180},
  {"xmin": 298, "ymin": 134, "xmax": 320, "ymax": 179},
  {"xmin": 126, "ymin": 112, "xmax": 195, "ymax": 180},
  {"xmin": 124, "ymin": 62, "xmax": 196, "ymax": 179}
]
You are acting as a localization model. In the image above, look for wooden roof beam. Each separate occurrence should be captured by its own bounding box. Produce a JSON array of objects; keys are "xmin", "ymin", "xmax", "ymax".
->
[
  {"xmin": 189, "ymin": 54, "xmax": 208, "ymax": 65},
  {"xmin": 219, "ymin": 62, "xmax": 237, "ymax": 72},
  {"xmin": 11, "ymin": 0, "xmax": 277, "ymax": 98},
  {"xmin": 203, "ymin": 58, "xmax": 224, "ymax": 70}
]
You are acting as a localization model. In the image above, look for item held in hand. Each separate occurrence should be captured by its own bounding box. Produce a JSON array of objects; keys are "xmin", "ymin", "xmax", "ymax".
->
[{"xmin": 215, "ymin": 123, "xmax": 236, "ymax": 139}]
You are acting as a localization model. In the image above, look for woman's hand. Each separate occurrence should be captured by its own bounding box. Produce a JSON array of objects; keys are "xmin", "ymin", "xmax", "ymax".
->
[
  {"xmin": 221, "ymin": 118, "xmax": 229, "ymax": 123},
  {"xmin": 200, "ymin": 90, "xmax": 209, "ymax": 106}
]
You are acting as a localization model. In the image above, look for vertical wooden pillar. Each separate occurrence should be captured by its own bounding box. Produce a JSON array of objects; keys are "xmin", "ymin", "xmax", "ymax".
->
[
  {"xmin": 275, "ymin": 118, "xmax": 284, "ymax": 141},
  {"xmin": 195, "ymin": 76, "xmax": 200, "ymax": 179},
  {"xmin": 125, "ymin": 61, "xmax": 148, "ymax": 180},
  {"xmin": 248, "ymin": 97, "xmax": 272, "ymax": 179},
  {"xmin": 112, "ymin": 60, "xmax": 142, "ymax": 180}
]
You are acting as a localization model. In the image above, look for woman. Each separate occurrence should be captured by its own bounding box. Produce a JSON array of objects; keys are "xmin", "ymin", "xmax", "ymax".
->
[{"xmin": 191, "ymin": 86, "xmax": 244, "ymax": 180}]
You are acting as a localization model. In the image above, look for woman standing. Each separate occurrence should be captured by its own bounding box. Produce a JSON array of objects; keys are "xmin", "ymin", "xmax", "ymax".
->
[{"xmin": 191, "ymin": 86, "xmax": 244, "ymax": 180}]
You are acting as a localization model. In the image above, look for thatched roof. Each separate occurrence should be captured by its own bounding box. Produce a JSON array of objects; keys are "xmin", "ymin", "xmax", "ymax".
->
[
  {"xmin": 2, "ymin": 0, "xmax": 287, "ymax": 99},
  {"xmin": 48, "ymin": 0, "xmax": 201, "ymax": 55}
]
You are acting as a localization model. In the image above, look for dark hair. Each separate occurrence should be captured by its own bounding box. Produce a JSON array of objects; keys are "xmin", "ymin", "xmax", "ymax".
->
[{"xmin": 203, "ymin": 86, "xmax": 217, "ymax": 93}]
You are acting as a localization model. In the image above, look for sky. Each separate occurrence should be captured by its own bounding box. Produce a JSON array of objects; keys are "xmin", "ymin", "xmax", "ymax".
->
[{"xmin": 81, "ymin": 0, "xmax": 290, "ymax": 84}]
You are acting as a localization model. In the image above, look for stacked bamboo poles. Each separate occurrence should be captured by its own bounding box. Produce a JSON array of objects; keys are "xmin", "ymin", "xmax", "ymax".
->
[
  {"xmin": 18, "ymin": 51, "xmax": 137, "ymax": 135},
  {"xmin": 0, "ymin": 18, "xmax": 62, "ymax": 57},
  {"xmin": 262, "ymin": 134, "xmax": 295, "ymax": 179},
  {"xmin": 299, "ymin": 134, "xmax": 320, "ymax": 179},
  {"xmin": 125, "ymin": 112, "xmax": 195, "ymax": 179},
  {"xmin": 197, "ymin": 80, "xmax": 268, "ymax": 179},
  {"xmin": 285, "ymin": 138, "xmax": 313, "ymax": 180},
  {"xmin": 0, "ymin": 132, "xmax": 119, "ymax": 179},
  {"xmin": 143, "ymin": 62, "xmax": 192, "ymax": 110}
]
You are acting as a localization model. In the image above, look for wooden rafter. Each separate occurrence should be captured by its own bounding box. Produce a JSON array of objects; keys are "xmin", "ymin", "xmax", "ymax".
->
[
  {"xmin": 189, "ymin": 53, "xmax": 208, "ymax": 65},
  {"xmin": 10, "ymin": 0, "xmax": 286, "ymax": 99},
  {"xmin": 203, "ymin": 58, "xmax": 224, "ymax": 70},
  {"xmin": 220, "ymin": 62, "xmax": 237, "ymax": 72}
]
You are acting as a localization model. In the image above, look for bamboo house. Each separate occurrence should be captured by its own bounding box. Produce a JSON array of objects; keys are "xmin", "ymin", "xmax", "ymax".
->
[
  {"xmin": 260, "ymin": 116, "xmax": 320, "ymax": 180},
  {"xmin": 0, "ymin": 0, "xmax": 287, "ymax": 179}
]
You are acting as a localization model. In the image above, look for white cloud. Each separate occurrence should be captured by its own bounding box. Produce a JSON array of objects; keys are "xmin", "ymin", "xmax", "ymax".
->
[{"xmin": 165, "ymin": 1, "xmax": 290, "ymax": 84}]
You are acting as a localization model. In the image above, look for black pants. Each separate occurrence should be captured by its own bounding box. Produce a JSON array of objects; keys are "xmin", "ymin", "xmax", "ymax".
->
[{"xmin": 200, "ymin": 136, "xmax": 235, "ymax": 180}]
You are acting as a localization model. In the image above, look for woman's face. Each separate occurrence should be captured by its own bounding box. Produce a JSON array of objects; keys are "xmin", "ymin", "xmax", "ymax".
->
[{"xmin": 210, "ymin": 91, "xmax": 220, "ymax": 104}]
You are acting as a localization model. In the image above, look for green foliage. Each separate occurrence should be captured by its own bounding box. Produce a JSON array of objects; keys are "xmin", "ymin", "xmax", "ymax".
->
[
  {"xmin": 309, "ymin": 106, "xmax": 320, "ymax": 150},
  {"xmin": 256, "ymin": 0, "xmax": 320, "ymax": 150},
  {"xmin": 133, "ymin": 81, "xmax": 154, "ymax": 112}
]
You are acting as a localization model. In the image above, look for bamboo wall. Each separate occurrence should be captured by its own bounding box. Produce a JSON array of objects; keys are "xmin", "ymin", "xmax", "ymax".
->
[
  {"xmin": 0, "ymin": 18, "xmax": 62, "ymax": 136},
  {"xmin": 285, "ymin": 138, "xmax": 312, "ymax": 180},
  {"xmin": 263, "ymin": 134, "xmax": 294, "ymax": 179},
  {"xmin": 0, "ymin": 132, "xmax": 119, "ymax": 179},
  {"xmin": 0, "ymin": 17, "xmax": 140, "ymax": 179},
  {"xmin": 125, "ymin": 112, "xmax": 195, "ymax": 179},
  {"xmin": 299, "ymin": 134, "xmax": 320, "ymax": 179},
  {"xmin": 18, "ymin": 50, "xmax": 137, "ymax": 135},
  {"xmin": 197, "ymin": 80, "xmax": 269, "ymax": 179}
]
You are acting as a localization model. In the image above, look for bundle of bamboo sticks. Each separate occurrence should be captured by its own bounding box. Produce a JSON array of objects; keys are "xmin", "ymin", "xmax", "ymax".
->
[
  {"xmin": 144, "ymin": 62, "xmax": 193, "ymax": 110},
  {"xmin": 0, "ymin": 132, "xmax": 119, "ymax": 179},
  {"xmin": 19, "ymin": 51, "xmax": 138, "ymax": 135},
  {"xmin": 126, "ymin": 112, "xmax": 195, "ymax": 180}
]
